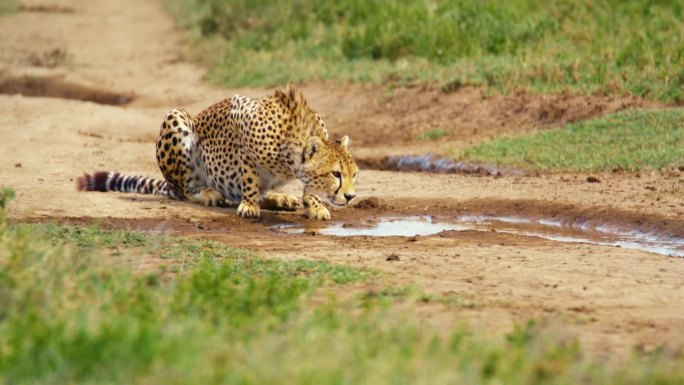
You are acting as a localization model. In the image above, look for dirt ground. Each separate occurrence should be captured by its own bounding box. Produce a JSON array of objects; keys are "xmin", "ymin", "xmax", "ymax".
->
[{"xmin": 1, "ymin": 0, "xmax": 683, "ymax": 361}]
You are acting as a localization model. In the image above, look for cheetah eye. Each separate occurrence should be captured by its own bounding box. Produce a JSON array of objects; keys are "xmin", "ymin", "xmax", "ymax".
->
[{"xmin": 332, "ymin": 171, "xmax": 341, "ymax": 179}]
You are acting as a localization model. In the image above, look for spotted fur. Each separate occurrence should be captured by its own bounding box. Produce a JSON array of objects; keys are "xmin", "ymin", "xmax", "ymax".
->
[{"xmin": 78, "ymin": 84, "xmax": 358, "ymax": 220}]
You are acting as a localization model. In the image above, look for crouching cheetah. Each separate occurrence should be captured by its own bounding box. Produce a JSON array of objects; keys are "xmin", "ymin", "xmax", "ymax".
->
[{"xmin": 77, "ymin": 84, "xmax": 358, "ymax": 220}]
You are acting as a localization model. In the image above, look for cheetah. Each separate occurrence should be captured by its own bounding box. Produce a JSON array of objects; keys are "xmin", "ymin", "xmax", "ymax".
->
[{"xmin": 77, "ymin": 84, "xmax": 358, "ymax": 220}]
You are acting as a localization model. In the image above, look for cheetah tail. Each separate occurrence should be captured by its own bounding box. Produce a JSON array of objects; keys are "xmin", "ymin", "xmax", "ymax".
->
[{"xmin": 76, "ymin": 171, "xmax": 171, "ymax": 196}]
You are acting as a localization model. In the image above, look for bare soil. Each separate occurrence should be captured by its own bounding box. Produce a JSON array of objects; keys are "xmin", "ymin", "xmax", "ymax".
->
[{"xmin": 1, "ymin": 0, "xmax": 683, "ymax": 361}]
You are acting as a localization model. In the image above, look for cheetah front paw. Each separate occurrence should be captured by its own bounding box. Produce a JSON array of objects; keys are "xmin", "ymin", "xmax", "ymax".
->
[
  {"xmin": 305, "ymin": 205, "xmax": 331, "ymax": 220},
  {"xmin": 262, "ymin": 192, "xmax": 302, "ymax": 211},
  {"xmin": 237, "ymin": 200, "xmax": 261, "ymax": 218}
]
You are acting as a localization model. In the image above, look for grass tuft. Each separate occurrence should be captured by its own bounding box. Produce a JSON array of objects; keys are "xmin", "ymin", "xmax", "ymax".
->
[
  {"xmin": 418, "ymin": 128, "xmax": 448, "ymax": 141},
  {"xmin": 35, "ymin": 223, "xmax": 150, "ymax": 248}
]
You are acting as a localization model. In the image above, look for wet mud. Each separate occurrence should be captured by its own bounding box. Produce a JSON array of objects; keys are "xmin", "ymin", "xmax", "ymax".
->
[{"xmin": 0, "ymin": 72, "xmax": 133, "ymax": 105}]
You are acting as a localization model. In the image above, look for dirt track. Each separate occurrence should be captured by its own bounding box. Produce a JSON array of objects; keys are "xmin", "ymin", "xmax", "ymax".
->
[{"xmin": 1, "ymin": 0, "xmax": 683, "ymax": 360}]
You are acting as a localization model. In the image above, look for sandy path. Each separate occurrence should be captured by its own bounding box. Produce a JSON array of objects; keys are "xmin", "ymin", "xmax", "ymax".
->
[{"xmin": 1, "ymin": 0, "xmax": 683, "ymax": 360}]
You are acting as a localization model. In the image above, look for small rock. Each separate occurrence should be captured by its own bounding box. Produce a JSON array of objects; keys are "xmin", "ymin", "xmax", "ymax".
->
[
  {"xmin": 586, "ymin": 176, "xmax": 601, "ymax": 183},
  {"xmin": 645, "ymin": 186, "xmax": 657, "ymax": 191},
  {"xmin": 407, "ymin": 236, "xmax": 418, "ymax": 242},
  {"xmin": 14, "ymin": 163, "xmax": 21, "ymax": 168},
  {"xmin": 355, "ymin": 196, "xmax": 380, "ymax": 209},
  {"xmin": 385, "ymin": 253, "xmax": 400, "ymax": 261}
]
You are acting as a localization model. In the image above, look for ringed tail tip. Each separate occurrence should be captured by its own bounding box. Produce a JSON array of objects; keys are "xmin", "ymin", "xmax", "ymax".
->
[{"xmin": 76, "ymin": 171, "xmax": 110, "ymax": 192}]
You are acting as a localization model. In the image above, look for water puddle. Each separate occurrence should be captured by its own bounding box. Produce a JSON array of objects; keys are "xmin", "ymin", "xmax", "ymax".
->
[
  {"xmin": 455, "ymin": 215, "xmax": 684, "ymax": 257},
  {"xmin": 357, "ymin": 154, "xmax": 525, "ymax": 176},
  {"xmin": 275, "ymin": 216, "xmax": 464, "ymax": 237},
  {"xmin": 272, "ymin": 215, "xmax": 684, "ymax": 257}
]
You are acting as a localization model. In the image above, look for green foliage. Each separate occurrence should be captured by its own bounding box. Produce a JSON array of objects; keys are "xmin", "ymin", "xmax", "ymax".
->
[
  {"xmin": 1, "ymin": 217, "xmax": 683, "ymax": 382},
  {"xmin": 459, "ymin": 109, "xmax": 684, "ymax": 171},
  {"xmin": 361, "ymin": 285, "xmax": 418, "ymax": 307},
  {"xmin": 0, "ymin": 223, "xmax": 373, "ymax": 383},
  {"xmin": 0, "ymin": 188, "xmax": 13, "ymax": 209},
  {"xmin": 362, "ymin": 286, "xmax": 479, "ymax": 309},
  {"xmin": 167, "ymin": 0, "xmax": 684, "ymax": 102},
  {"xmin": 421, "ymin": 292, "xmax": 479, "ymax": 308},
  {"xmin": 0, "ymin": 189, "xmax": 14, "ymax": 231},
  {"xmin": 33, "ymin": 223, "xmax": 150, "ymax": 248}
]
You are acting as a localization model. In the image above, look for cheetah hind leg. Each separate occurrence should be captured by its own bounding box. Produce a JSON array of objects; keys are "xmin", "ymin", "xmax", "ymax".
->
[
  {"xmin": 156, "ymin": 108, "xmax": 225, "ymax": 208},
  {"xmin": 261, "ymin": 192, "xmax": 302, "ymax": 211}
]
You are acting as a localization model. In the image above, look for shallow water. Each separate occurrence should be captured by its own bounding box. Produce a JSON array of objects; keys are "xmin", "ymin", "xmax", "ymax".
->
[
  {"xmin": 454, "ymin": 215, "xmax": 684, "ymax": 258},
  {"xmin": 368, "ymin": 154, "xmax": 524, "ymax": 176},
  {"xmin": 276, "ymin": 216, "xmax": 465, "ymax": 237},
  {"xmin": 272, "ymin": 215, "xmax": 684, "ymax": 257}
]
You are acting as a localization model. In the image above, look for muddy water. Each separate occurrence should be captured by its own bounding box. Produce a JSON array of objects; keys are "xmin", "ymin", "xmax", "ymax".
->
[
  {"xmin": 357, "ymin": 154, "xmax": 525, "ymax": 176},
  {"xmin": 272, "ymin": 215, "xmax": 684, "ymax": 257}
]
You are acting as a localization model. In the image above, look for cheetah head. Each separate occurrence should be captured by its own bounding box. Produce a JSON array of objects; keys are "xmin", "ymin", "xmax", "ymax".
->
[{"xmin": 300, "ymin": 135, "xmax": 358, "ymax": 207}]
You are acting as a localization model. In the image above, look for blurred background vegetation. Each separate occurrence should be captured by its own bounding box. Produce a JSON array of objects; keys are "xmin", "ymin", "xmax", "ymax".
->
[{"xmin": 167, "ymin": 0, "xmax": 684, "ymax": 103}]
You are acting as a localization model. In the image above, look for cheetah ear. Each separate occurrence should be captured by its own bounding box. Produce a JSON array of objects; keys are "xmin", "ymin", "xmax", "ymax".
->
[
  {"xmin": 275, "ymin": 82, "xmax": 309, "ymax": 121},
  {"xmin": 304, "ymin": 136, "xmax": 324, "ymax": 162},
  {"xmin": 338, "ymin": 135, "xmax": 350, "ymax": 149}
]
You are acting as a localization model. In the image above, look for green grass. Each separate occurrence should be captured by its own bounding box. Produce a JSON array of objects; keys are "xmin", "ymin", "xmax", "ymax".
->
[
  {"xmin": 37, "ymin": 224, "xmax": 151, "ymax": 248},
  {"xmin": 166, "ymin": 0, "xmax": 684, "ymax": 103},
  {"xmin": 418, "ymin": 128, "xmax": 448, "ymax": 141},
  {"xmin": 362, "ymin": 285, "xmax": 479, "ymax": 309},
  {"xmin": 1, "ymin": 189, "xmax": 684, "ymax": 383},
  {"xmin": 0, "ymin": 0, "xmax": 19, "ymax": 16},
  {"xmin": 458, "ymin": 109, "xmax": 684, "ymax": 172}
]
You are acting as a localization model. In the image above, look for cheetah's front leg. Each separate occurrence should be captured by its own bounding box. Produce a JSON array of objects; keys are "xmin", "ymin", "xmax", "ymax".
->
[
  {"xmin": 186, "ymin": 186, "xmax": 225, "ymax": 207},
  {"xmin": 303, "ymin": 190, "xmax": 330, "ymax": 220},
  {"xmin": 237, "ymin": 156, "xmax": 261, "ymax": 218}
]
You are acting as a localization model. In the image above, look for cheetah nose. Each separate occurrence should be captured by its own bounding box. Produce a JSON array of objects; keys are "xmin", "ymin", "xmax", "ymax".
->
[{"xmin": 344, "ymin": 193, "xmax": 356, "ymax": 203}]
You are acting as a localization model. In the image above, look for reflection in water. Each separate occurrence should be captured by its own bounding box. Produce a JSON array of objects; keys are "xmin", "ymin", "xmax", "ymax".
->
[
  {"xmin": 293, "ymin": 216, "xmax": 463, "ymax": 237},
  {"xmin": 271, "ymin": 215, "xmax": 684, "ymax": 257}
]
